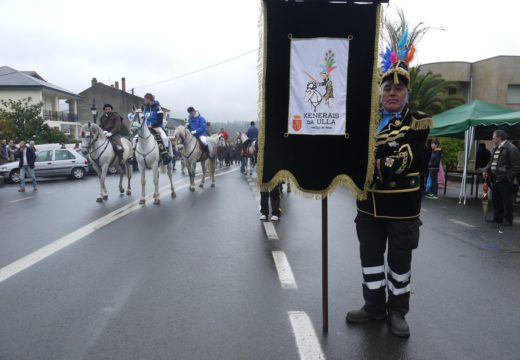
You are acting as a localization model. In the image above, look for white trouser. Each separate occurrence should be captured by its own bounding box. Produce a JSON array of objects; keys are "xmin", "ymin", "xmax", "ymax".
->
[{"xmin": 199, "ymin": 135, "xmax": 208, "ymax": 145}]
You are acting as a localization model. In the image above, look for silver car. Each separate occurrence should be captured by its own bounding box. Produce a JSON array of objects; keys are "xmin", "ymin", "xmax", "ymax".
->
[{"xmin": 0, "ymin": 148, "xmax": 89, "ymax": 183}]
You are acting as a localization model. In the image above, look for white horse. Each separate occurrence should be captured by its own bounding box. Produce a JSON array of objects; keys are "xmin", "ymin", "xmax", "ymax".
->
[
  {"xmin": 305, "ymin": 81, "xmax": 322, "ymax": 112},
  {"xmin": 237, "ymin": 133, "xmax": 257, "ymax": 176},
  {"xmin": 80, "ymin": 123, "xmax": 133, "ymax": 203},
  {"xmin": 173, "ymin": 125, "xmax": 220, "ymax": 192},
  {"xmin": 129, "ymin": 106, "xmax": 176, "ymax": 205}
]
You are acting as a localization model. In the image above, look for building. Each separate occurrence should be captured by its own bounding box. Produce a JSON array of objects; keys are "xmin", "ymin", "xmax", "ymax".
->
[
  {"xmin": 77, "ymin": 78, "xmax": 170, "ymax": 128},
  {"xmin": 166, "ymin": 117, "xmax": 186, "ymax": 136},
  {"xmin": 0, "ymin": 66, "xmax": 81, "ymax": 139},
  {"xmin": 421, "ymin": 56, "xmax": 520, "ymax": 111}
]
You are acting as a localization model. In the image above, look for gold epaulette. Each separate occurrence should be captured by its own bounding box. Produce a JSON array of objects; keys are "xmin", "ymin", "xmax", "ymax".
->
[{"xmin": 410, "ymin": 116, "xmax": 433, "ymax": 130}]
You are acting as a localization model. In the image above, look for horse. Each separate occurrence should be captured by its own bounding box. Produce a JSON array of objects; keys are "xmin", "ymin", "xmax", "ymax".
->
[
  {"xmin": 80, "ymin": 123, "xmax": 133, "ymax": 203},
  {"xmin": 237, "ymin": 133, "xmax": 257, "ymax": 176},
  {"xmin": 129, "ymin": 106, "xmax": 176, "ymax": 205},
  {"xmin": 216, "ymin": 137, "xmax": 229, "ymax": 168},
  {"xmin": 173, "ymin": 125, "xmax": 220, "ymax": 192},
  {"xmin": 304, "ymin": 81, "xmax": 322, "ymax": 112}
]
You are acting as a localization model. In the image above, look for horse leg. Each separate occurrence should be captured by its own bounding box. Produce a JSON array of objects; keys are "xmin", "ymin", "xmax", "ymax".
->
[
  {"xmin": 126, "ymin": 161, "xmax": 132, "ymax": 196},
  {"xmin": 97, "ymin": 165, "xmax": 108, "ymax": 202},
  {"xmin": 118, "ymin": 166, "xmax": 125, "ymax": 195},
  {"xmin": 139, "ymin": 162, "xmax": 146, "ymax": 204},
  {"xmin": 153, "ymin": 164, "xmax": 160, "ymax": 205},
  {"xmin": 210, "ymin": 159, "xmax": 216, "ymax": 187},
  {"xmin": 199, "ymin": 162, "xmax": 206, "ymax": 188},
  {"xmin": 189, "ymin": 162, "xmax": 195, "ymax": 192},
  {"xmin": 168, "ymin": 163, "xmax": 176, "ymax": 198}
]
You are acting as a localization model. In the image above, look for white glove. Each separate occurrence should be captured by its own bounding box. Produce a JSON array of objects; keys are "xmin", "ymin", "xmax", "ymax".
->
[
  {"xmin": 191, "ymin": 130, "xmax": 197, "ymax": 135},
  {"xmin": 106, "ymin": 132, "xmax": 112, "ymax": 137}
]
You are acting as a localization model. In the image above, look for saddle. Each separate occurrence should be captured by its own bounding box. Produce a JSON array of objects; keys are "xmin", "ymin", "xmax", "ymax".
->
[{"xmin": 149, "ymin": 128, "xmax": 168, "ymax": 155}]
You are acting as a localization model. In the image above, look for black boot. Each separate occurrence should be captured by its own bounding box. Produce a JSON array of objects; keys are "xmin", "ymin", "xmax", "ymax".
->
[
  {"xmin": 346, "ymin": 308, "xmax": 386, "ymax": 324},
  {"xmin": 387, "ymin": 313, "xmax": 410, "ymax": 338},
  {"xmin": 161, "ymin": 152, "xmax": 171, "ymax": 164}
]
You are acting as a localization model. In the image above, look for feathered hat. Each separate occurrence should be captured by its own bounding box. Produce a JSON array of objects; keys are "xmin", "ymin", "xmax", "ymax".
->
[{"xmin": 380, "ymin": 10, "xmax": 428, "ymax": 88}]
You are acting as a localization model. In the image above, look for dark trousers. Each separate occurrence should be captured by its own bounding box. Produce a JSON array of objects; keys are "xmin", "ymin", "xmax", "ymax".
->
[
  {"xmin": 429, "ymin": 169, "xmax": 439, "ymax": 195},
  {"xmin": 355, "ymin": 213, "xmax": 421, "ymax": 317},
  {"xmin": 260, "ymin": 186, "xmax": 281, "ymax": 216},
  {"xmin": 491, "ymin": 180, "xmax": 514, "ymax": 222}
]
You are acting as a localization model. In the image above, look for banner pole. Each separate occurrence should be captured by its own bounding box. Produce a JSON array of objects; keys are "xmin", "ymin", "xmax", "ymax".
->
[{"xmin": 322, "ymin": 197, "xmax": 328, "ymax": 333}]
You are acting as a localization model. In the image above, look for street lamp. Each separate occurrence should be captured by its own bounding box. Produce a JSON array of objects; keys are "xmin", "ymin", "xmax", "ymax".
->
[{"xmin": 90, "ymin": 100, "xmax": 97, "ymax": 124}]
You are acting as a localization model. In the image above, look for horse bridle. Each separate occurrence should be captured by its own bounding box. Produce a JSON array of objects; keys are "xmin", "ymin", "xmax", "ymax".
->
[
  {"xmin": 82, "ymin": 123, "xmax": 110, "ymax": 168},
  {"xmin": 130, "ymin": 111, "xmax": 158, "ymax": 168}
]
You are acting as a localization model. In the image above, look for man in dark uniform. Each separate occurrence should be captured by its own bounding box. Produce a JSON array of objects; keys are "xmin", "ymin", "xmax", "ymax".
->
[
  {"xmin": 346, "ymin": 48, "xmax": 432, "ymax": 338},
  {"xmin": 99, "ymin": 104, "xmax": 124, "ymax": 162}
]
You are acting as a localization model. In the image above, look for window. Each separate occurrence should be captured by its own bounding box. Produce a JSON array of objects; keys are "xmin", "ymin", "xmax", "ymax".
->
[
  {"xmin": 448, "ymin": 87, "xmax": 457, "ymax": 95},
  {"xmin": 507, "ymin": 84, "xmax": 520, "ymax": 104},
  {"xmin": 55, "ymin": 150, "xmax": 74, "ymax": 160},
  {"xmin": 36, "ymin": 150, "xmax": 52, "ymax": 162}
]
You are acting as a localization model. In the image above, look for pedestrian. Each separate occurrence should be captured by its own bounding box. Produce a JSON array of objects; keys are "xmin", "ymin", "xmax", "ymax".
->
[
  {"xmin": 60, "ymin": 143, "xmax": 66, "ymax": 149},
  {"xmin": 346, "ymin": 31, "xmax": 431, "ymax": 338},
  {"xmin": 17, "ymin": 141, "xmax": 37, "ymax": 192},
  {"xmin": 421, "ymin": 139, "xmax": 432, "ymax": 192},
  {"xmin": 73, "ymin": 142, "xmax": 81, "ymax": 152},
  {"xmin": 475, "ymin": 143, "xmax": 491, "ymax": 170},
  {"xmin": 259, "ymin": 184, "xmax": 282, "ymax": 222},
  {"xmin": 0, "ymin": 139, "xmax": 8, "ymax": 164},
  {"xmin": 483, "ymin": 130, "xmax": 520, "ymax": 226},
  {"xmin": 8, "ymin": 140, "xmax": 17, "ymax": 162},
  {"xmin": 29, "ymin": 140, "xmax": 37, "ymax": 152},
  {"xmin": 426, "ymin": 139, "xmax": 442, "ymax": 199},
  {"xmin": 99, "ymin": 104, "xmax": 124, "ymax": 162}
]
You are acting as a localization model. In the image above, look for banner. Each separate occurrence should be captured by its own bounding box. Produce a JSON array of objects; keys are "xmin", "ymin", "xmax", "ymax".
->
[
  {"xmin": 289, "ymin": 38, "xmax": 349, "ymax": 135},
  {"xmin": 258, "ymin": 0, "xmax": 381, "ymax": 197}
]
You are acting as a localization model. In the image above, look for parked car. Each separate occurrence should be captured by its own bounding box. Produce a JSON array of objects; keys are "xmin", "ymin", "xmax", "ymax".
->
[{"xmin": 0, "ymin": 148, "xmax": 90, "ymax": 183}]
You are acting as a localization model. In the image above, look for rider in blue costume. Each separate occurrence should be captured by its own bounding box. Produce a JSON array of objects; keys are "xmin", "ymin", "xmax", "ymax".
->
[
  {"xmin": 144, "ymin": 93, "xmax": 170, "ymax": 164},
  {"xmin": 187, "ymin": 106, "xmax": 211, "ymax": 155}
]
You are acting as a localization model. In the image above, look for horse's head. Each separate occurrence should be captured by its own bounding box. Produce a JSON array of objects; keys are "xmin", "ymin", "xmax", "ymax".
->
[
  {"xmin": 80, "ymin": 122, "xmax": 103, "ymax": 155},
  {"xmin": 173, "ymin": 125, "xmax": 188, "ymax": 145},
  {"xmin": 306, "ymin": 81, "xmax": 317, "ymax": 90},
  {"xmin": 129, "ymin": 105, "xmax": 145, "ymax": 136}
]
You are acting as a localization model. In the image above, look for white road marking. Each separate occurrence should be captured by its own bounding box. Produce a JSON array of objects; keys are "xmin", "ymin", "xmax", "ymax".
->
[
  {"xmin": 0, "ymin": 168, "xmax": 238, "ymax": 284},
  {"xmin": 272, "ymin": 251, "xmax": 297, "ymax": 289},
  {"xmin": 448, "ymin": 218, "xmax": 476, "ymax": 228},
  {"xmin": 263, "ymin": 221, "xmax": 279, "ymax": 240},
  {"xmin": 9, "ymin": 196, "xmax": 34, "ymax": 203},
  {"xmin": 288, "ymin": 311, "xmax": 326, "ymax": 360}
]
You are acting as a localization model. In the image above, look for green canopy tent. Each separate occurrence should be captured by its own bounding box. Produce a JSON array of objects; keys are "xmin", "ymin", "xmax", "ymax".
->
[{"xmin": 430, "ymin": 100, "xmax": 517, "ymax": 204}]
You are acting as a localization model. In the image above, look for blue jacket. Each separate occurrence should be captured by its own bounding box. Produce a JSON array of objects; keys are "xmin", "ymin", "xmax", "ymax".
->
[
  {"xmin": 188, "ymin": 112, "xmax": 208, "ymax": 137},
  {"xmin": 144, "ymin": 101, "xmax": 164, "ymax": 128},
  {"xmin": 246, "ymin": 125, "xmax": 258, "ymax": 140},
  {"xmin": 428, "ymin": 148, "xmax": 442, "ymax": 169}
]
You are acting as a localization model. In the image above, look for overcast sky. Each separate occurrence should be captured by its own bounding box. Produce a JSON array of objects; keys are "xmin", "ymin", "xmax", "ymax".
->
[{"xmin": 1, "ymin": 0, "xmax": 519, "ymax": 122}]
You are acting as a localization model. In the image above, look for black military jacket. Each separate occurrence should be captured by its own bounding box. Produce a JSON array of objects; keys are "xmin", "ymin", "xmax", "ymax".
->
[{"xmin": 357, "ymin": 107, "xmax": 432, "ymax": 219}]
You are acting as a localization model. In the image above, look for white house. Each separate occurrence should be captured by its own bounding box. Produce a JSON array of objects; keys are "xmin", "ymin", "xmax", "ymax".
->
[{"xmin": 0, "ymin": 66, "xmax": 81, "ymax": 139}]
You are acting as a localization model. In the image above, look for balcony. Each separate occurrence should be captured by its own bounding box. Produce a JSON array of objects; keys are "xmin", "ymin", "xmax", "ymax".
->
[{"xmin": 43, "ymin": 110, "xmax": 78, "ymax": 122}]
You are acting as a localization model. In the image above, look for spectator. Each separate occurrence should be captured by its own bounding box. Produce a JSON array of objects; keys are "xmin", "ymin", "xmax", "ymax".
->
[
  {"xmin": 7, "ymin": 140, "xmax": 17, "ymax": 161},
  {"xmin": 60, "ymin": 143, "xmax": 66, "ymax": 149},
  {"xmin": 17, "ymin": 141, "xmax": 37, "ymax": 192},
  {"xmin": 426, "ymin": 139, "xmax": 442, "ymax": 199},
  {"xmin": 483, "ymin": 130, "xmax": 520, "ymax": 226},
  {"xmin": 475, "ymin": 143, "xmax": 491, "ymax": 170},
  {"xmin": 29, "ymin": 140, "xmax": 37, "ymax": 152},
  {"xmin": 422, "ymin": 139, "xmax": 432, "ymax": 192},
  {"xmin": 73, "ymin": 142, "xmax": 81, "ymax": 152},
  {"xmin": 0, "ymin": 139, "xmax": 8, "ymax": 164}
]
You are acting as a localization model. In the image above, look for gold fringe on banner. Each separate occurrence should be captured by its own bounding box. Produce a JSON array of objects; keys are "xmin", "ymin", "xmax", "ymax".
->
[{"xmin": 256, "ymin": 2, "xmax": 382, "ymax": 200}]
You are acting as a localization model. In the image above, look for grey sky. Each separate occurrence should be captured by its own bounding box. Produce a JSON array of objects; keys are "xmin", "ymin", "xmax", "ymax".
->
[{"xmin": 1, "ymin": 0, "xmax": 519, "ymax": 122}]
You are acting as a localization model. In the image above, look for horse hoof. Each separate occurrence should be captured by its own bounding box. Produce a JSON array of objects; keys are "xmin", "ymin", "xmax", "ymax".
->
[
  {"xmin": 119, "ymin": 188, "xmax": 125, "ymax": 194},
  {"xmin": 189, "ymin": 187, "xmax": 195, "ymax": 192},
  {"xmin": 126, "ymin": 190, "xmax": 132, "ymax": 196},
  {"xmin": 96, "ymin": 198, "xmax": 103, "ymax": 203},
  {"xmin": 153, "ymin": 199, "xmax": 160, "ymax": 205},
  {"xmin": 199, "ymin": 184, "xmax": 204, "ymax": 188},
  {"xmin": 102, "ymin": 195, "xmax": 108, "ymax": 200},
  {"xmin": 139, "ymin": 199, "xmax": 145, "ymax": 205},
  {"xmin": 211, "ymin": 183, "xmax": 215, "ymax": 188},
  {"xmin": 171, "ymin": 192, "xmax": 177, "ymax": 198}
]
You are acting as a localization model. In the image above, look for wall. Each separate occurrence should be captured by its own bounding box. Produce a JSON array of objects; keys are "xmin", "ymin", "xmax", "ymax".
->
[{"xmin": 0, "ymin": 89, "xmax": 43, "ymax": 106}]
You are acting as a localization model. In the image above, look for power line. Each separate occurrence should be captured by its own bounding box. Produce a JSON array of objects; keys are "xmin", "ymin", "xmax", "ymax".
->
[{"xmin": 133, "ymin": 48, "xmax": 259, "ymax": 90}]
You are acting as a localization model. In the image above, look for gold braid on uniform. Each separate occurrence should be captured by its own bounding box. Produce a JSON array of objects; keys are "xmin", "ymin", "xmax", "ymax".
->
[{"xmin": 410, "ymin": 116, "xmax": 433, "ymax": 130}]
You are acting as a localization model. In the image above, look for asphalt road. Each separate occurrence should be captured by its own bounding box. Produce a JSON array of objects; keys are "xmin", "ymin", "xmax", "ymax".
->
[{"xmin": 0, "ymin": 166, "xmax": 519, "ymax": 360}]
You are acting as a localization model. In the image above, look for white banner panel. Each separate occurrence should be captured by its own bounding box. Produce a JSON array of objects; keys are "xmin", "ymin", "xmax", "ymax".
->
[{"xmin": 288, "ymin": 37, "xmax": 349, "ymax": 135}]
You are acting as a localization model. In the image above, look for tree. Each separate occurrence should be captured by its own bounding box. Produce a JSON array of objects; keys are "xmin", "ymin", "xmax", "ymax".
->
[
  {"xmin": 408, "ymin": 66, "xmax": 466, "ymax": 115},
  {"xmin": 0, "ymin": 97, "xmax": 67, "ymax": 143}
]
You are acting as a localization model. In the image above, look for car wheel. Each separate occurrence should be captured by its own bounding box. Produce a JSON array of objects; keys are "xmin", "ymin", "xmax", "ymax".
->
[
  {"xmin": 9, "ymin": 169, "xmax": 20, "ymax": 183},
  {"xmin": 71, "ymin": 167, "xmax": 85, "ymax": 180}
]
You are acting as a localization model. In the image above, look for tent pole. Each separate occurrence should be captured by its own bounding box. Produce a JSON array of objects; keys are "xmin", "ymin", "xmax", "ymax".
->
[
  {"xmin": 464, "ymin": 127, "xmax": 476, "ymax": 204},
  {"xmin": 459, "ymin": 129, "xmax": 469, "ymax": 204},
  {"xmin": 322, "ymin": 197, "xmax": 328, "ymax": 333}
]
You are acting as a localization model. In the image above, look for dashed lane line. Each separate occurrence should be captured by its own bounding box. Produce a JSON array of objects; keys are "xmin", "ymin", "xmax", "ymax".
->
[
  {"xmin": 288, "ymin": 311, "xmax": 326, "ymax": 360},
  {"xmin": 9, "ymin": 196, "xmax": 34, "ymax": 203},
  {"xmin": 0, "ymin": 168, "xmax": 238, "ymax": 284},
  {"xmin": 448, "ymin": 218, "xmax": 476, "ymax": 228},
  {"xmin": 263, "ymin": 221, "xmax": 279, "ymax": 240},
  {"xmin": 272, "ymin": 251, "xmax": 297, "ymax": 289}
]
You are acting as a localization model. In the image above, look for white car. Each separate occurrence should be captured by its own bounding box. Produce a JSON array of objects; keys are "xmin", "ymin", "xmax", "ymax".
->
[{"xmin": 0, "ymin": 148, "xmax": 90, "ymax": 183}]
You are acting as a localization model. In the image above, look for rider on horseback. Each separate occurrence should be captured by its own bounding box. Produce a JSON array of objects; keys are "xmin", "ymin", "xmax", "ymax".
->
[
  {"xmin": 144, "ymin": 93, "xmax": 170, "ymax": 164},
  {"xmin": 99, "ymin": 104, "xmax": 124, "ymax": 162},
  {"xmin": 243, "ymin": 121, "xmax": 258, "ymax": 151},
  {"xmin": 187, "ymin": 106, "xmax": 211, "ymax": 156}
]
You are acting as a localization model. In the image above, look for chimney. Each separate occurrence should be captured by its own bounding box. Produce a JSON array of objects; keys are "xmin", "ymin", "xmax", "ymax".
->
[
  {"xmin": 131, "ymin": 88, "xmax": 134, "ymax": 95},
  {"xmin": 111, "ymin": 84, "xmax": 114, "ymax": 88},
  {"xmin": 115, "ymin": 81, "xmax": 119, "ymax": 89},
  {"xmin": 91, "ymin": 77, "xmax": 97, "ymax": 86},
  {"xmin": 122, "ymin": 77, "xmax": 126, "ymax": 92}
]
